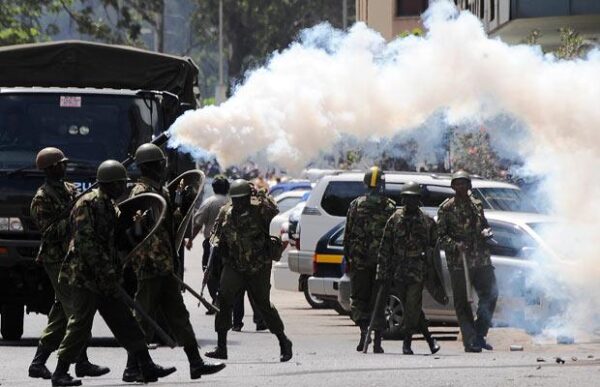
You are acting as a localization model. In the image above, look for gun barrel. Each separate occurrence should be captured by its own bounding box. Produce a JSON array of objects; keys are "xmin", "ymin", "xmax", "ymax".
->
[{"xmin": 172, "ymin": 274, "xmax": 220, "ymax": 313}]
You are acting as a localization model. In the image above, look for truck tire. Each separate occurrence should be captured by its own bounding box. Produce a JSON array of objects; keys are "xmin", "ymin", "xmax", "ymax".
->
[
  {"xmin": 330, "ymin": 301, "xmax": 350, "ymax": 316},
  {"xmin": 382, "ymin": 294, "xmax": 405, "ymax": 340},
  {"xmin": 1, "ymin": 304, "xmax": 24, "ymax": 341},
  {"xmin": 300, "ymin": 275, "xmax": 328, "ymax": 309}
]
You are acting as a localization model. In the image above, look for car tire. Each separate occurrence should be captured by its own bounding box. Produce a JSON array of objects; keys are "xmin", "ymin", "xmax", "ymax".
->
[
  {"xmin": 383, "ymin": 294, "xmax": 405, "ymax": 340},
  {"xmin": 300, "ymin": 275, "xmax": 328, "ymax": 309},
  {"xmin": 1, "ymin": 304, "xmax": 24, "ymax": 341}
]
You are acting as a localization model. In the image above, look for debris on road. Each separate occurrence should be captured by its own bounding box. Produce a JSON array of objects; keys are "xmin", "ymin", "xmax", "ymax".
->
[
  {"xmin": 587, "ymin": 355, "xmax": 594, "ymax": 359},
  {"xmin": 536, "ymin": 365, "xmax": 542, "ymax": 370},
  {"xmin": 571, "ymin": 357, "xmax": 578, "ymax": 361},
  {"xmin": 536, "ymin": 357, "xmax": 546, "ymax": 362},
  {"xmin": 510, "ymin": 345, "xmax": 524, "ymax": 351},
  {"xmin": 556, "ymin": 357, "xmax": 566, "ymax": 364}
]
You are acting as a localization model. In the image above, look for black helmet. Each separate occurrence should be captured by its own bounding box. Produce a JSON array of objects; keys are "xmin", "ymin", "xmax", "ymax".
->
[
  {"xmin": 36, "ymin": 147, "xmax": 68, "ymax": 170},
  {"xmin": 363, "ymin": 166, "xmax": 384, "ymax": 189},
  {"xmin": 134, "ymin": 143, "xmax": 166, "ymax": 166},
  {"xmin": 229, "ymin": 179, "xmax": 251, "ymax": 198},
  {"xmin": 401, "ymin": 181, "xmax": 421, "ymax": 196},
  {"xmin": 97, "ymin": 160, "xmax": 128, "ymax": 183},
  {"xmin": 451, "ymin": 170, "xmax": 472, "ymax": 188}
]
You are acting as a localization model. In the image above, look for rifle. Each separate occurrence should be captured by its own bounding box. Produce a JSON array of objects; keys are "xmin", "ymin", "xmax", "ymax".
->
[
  {"xmin": 363, "ymin": 280, "xmax": 390, "ymax": 354},
  {"xmin": 201, "ymin": 244, "xmax": 218, "ymax": 295},
  {"xmin": 116, "ymin": 286, "xmax": 177, "ymax": 348},
  {"xmin": 41, "ymin": 131, "xmax": 171, "ymax": 235},
  {"xmin": 171, "ymin": 273, "xmax": 220, "ymax": 313}
]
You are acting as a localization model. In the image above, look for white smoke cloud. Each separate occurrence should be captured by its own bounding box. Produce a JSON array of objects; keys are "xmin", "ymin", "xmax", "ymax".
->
[{"xmin": 170, "ymin": 1, "xmax": 600, "ymax": 337}]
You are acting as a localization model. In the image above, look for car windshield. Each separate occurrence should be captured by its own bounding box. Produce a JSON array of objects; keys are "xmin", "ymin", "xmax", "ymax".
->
[
  {"xmin": 472, "ymin": 188, "xmax": 539, "ymax": 213},
  {"xmin": 0, "ymin": 93, "xmax": 159, "ymax": 171}
]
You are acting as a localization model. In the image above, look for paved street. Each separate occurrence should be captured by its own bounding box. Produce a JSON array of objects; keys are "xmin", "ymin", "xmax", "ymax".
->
[{"xmin": 2, "ymin": 244, "xmax": 599, "ymax": 386}]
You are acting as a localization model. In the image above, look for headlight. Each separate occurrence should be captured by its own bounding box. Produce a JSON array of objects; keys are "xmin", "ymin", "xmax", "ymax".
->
[{"xmin": 0, "ymin": 217, "xmax": 24, "ymax": 231}]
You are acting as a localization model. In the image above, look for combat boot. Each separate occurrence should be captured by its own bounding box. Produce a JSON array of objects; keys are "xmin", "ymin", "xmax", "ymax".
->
[
  {"xmin": 423, "ymin": 331, "xmax": 440, "ymax": 354},
  {"xmin": 373, "ymin": 331, "xmax": 384, "ymax": 354},
  {"xmin": 51, "ymin": 360, "xmax": 82, "ymax": 387},
  {"xmin": 277, "ymin": 333, "xmax": 293, "ymax": 362},
  {"xmin": 355, "ymin": 323, "xmax": 371, "ymax": 352},
  {"xmin": 184, "ymin": 344, "xmax": 226, "ymax": 379},
  {"xmin": 136, "ymin": 350, "xmax": 177, "ymax": 383},
  {"xmin": 28, "ymin": 345, "xmax": 52, "ymax": 379},
  {"xmin": 122, "ymin": 352, "xmax": 142, "ymax": 383},
  {"xmin": 402, "ymin": 334, "xmax": 414, "ymax": 355},
  {"xmin": 205, "ymin": 331, "xmax": 228, "ymax": 360},
  {"xmin": 75, "ymin": 351, "xmax": 110, "ymax": 377},
  {"xmin": 476, "ymin": 336, "xmax": 493, "ymax": 351}
]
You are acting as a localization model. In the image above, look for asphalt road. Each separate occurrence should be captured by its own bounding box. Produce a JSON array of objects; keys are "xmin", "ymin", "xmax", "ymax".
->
[{"xmin": 2, "ymin": 243, "xmax": 599, "ymax": 386}]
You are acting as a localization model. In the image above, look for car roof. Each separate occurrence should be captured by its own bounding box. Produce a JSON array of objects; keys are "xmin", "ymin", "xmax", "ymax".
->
[
  {"xmin": 321, "ymin": 172, "xmax": 519, "ymax": 189},
  {"xmin": 483, "ymin": 210, "xmax": 559, "ymax": 225},
  {"xmin": 274, "ymin": 189, "xmax": 311, "ymax": 201}
]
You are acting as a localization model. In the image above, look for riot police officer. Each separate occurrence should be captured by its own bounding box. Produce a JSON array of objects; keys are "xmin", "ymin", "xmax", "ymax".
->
[
  {"xmin": 437, "ymin": 171, "xmax": 498, "ymax": 353},
  {"xmin": 345, "ymin": 167, "xmax": 396, "ymax": 353}
]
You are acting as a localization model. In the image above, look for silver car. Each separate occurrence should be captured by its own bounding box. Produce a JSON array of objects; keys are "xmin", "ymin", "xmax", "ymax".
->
[{"xmin": 331, "ymin": 211, "xmax": 559, "ymax": 336}]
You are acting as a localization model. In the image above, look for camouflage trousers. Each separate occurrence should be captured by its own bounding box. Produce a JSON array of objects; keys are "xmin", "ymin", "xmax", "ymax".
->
[
  {"xmin": 449, "ymin": 265, "xmax": 498, "ymax": 347},
  {"xmin": 38, "ymin": 262, "xmax": 89, "ymax": 362},
  {"xmin": 57, "ymin": 287, "xmax": 147, "ymax": 363},
  {"xmin": 215, "ymin": 264, "xmax": 284, "ymax": 335},
  {"xmin": 134, "ymin": 274, "xmax": 197, "ymax": 347},
  {"xmin": 350, "ymin": 267, "xmax": 385, "ymax": 330},
  {"xmin": 393, "ymin": 281, "xmax": 429, "ymax": 336}
]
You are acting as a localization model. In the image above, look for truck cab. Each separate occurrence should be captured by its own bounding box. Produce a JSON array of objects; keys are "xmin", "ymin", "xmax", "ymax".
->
[{"xmin": 0, "ymin": 41, "xmax": 199, "ymax": 340}]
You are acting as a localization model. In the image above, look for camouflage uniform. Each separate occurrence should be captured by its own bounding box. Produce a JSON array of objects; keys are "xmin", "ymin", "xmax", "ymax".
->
[
  {"xmin": 30, "ymin": 179, "xmax": 78, "ymax": 353},
  {"xmin": 344, "ymin": 194, "xmax": 396, "ymax": 327},
  {"xmin": 377, "ymin": 207, "xmax": 436, "ymax": 337},
  {"xmin": 56, "ymin": 189, "xmax": 148, "ymax": 363},
  {"xmin": 211, "ymin": 191, "xmax": 285, "ymax": 334},
  {"xmin": 128, "ymin": 177, "xmax": 197, "ymax": 348},
  {"xmin": 437, "ymin": 196, "xmax": 498, "ymax": 348}
]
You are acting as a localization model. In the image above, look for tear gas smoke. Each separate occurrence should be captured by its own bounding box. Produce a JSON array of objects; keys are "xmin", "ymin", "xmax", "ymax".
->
[{"xmin": 170, "ymin": 1, "xmax": 600, "ymax": 338}]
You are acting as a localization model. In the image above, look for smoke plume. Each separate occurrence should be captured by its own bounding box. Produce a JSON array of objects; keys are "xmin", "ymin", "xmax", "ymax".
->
[{"xmin": 170, "ymin": 1, "xmax": 600, "ymax": 338}]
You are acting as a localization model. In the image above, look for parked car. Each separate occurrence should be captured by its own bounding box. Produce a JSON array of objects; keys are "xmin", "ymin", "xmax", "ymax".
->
[
  {"xmin": 323, "ymin": 211, "xmax": 560, "ymax": 337},
  {"xmin": 269, "ymin": 180, "xmax": 312, "ymax": 198},
  {"xmin": 289, "ymin": 171, "xmax": 538, "ymax": 310}
]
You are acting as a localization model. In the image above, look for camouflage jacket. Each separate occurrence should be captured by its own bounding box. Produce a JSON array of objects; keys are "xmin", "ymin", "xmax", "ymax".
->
[
  {"xmin": 59, "ymin": 189, "xmax": 121, "ymax": 296},
  {"xmin": 30, "ymin": 179, "xmax": 77, "ymax": 264},
  {"xmin": 344, "ymin": 194, "xmax": 396, "ymax": 270},
  {"xmin": 377, "ymin": 207, "xmax": 437, "ymax": 284},
  {"xmin": 437, "ymin": 195, "xmax": 491, "ymax": 269},
  {"xmin": 211, "ymin": 191, "xmax": 278, "ymax": 274},
  {"xmin": 129, "ymin": 177, "xmax": 178, "ymax": 280}
]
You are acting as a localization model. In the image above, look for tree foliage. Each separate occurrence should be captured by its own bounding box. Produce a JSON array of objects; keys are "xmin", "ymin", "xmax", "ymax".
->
[
  {"xmin": 191, "ymin": 0, "xmax": 355, "ymax": 84},
  {"xmin": 451, "ymin": 129, "xmax": 502, "ymax": 179},
  {"xmin": 0, "ymin": 0, "xmax": 65, "ymax": 45}
]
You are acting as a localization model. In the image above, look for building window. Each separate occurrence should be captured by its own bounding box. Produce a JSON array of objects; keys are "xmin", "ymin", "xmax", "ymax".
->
[
  {"xmin": 396, "ymin": 0, "xmax": 428, "ymax": 17},
  {"xmin": 490, "ymin": 0, "xmax": 495, "ymax": 20},
  {"xmin": 479, "ymin": 0, "xmax": 484, "ymax": 19}
]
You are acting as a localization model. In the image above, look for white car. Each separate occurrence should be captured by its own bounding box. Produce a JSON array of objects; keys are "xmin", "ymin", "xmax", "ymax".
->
[{"xmin": 270, "ymin": 192, "xmax": 310, "ymax": 291}]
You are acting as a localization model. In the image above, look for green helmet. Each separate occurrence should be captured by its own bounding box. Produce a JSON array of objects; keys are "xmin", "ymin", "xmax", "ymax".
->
[
  {"xmin": 363, "ymin": 166, "xmax": 384, "ymax": 188},
  {"xmin": 97, "ymin": 160, "xmax": 128, "ymax": 183},
  {"xmin": 451, "ymin": 170, "xmax": 471, "ymax": 186},
  {"xmin": 134, "ymin": 143, "xmax": 166, "ymax": 166},
  {"xmin": 229, "ymin": 179, "xmax": 251, "ymax": 198},
  {"xmin": 401, "ymin": 181, "xmax": 421, "ymax": 196},
  {"xmin": 36, "ymin": 147, "xmax": 68, "ymax": 170}
]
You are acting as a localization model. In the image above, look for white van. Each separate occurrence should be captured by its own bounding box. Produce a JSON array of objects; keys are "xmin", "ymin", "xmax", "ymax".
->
[{"xmin": 288, "ymin": 171, "xmax": 538, "ymax": 303}]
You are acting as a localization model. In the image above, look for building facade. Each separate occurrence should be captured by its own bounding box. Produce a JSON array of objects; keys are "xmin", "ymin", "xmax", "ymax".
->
[{"xmin": 356, "ymin": 0, "xmax": 600, "ymax": 49}]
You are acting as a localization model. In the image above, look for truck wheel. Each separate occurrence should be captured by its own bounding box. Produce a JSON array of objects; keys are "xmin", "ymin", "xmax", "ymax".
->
[
  {"xmin": 300, "ymin": 275, "xmax": 328, "ymax": 309},
  {"xmin": 1, "ymin": 304, "xmax": 24, "ymax": 341}
]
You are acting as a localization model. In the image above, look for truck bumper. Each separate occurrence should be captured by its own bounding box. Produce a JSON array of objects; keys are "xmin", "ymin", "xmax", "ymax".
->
[{"xmin": 307, "ymin": 276, "xmax": 340, "ymax": 302}]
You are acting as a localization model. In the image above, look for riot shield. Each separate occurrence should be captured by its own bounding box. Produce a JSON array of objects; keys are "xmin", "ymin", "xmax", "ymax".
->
[
  {"xmin": 116, "ymin": 192, "xmax": 167, "ymax": 265},
  {"xmin": 425, "ymin": 241, "xmax": 449, "ymax": 305},
  {"xmin": 167, "ymin": 169, "xmax": 205, "ymax": 251}
]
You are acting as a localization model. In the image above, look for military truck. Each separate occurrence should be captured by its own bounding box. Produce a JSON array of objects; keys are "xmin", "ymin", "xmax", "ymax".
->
[{"xmin": 0, "ymin": 40, "xmax": 198, "ymax": 340}]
